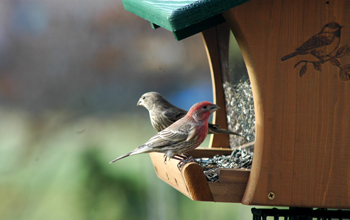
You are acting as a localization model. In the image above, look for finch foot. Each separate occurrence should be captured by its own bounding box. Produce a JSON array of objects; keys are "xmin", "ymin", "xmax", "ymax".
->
[
  {"xmin": 163, "ymin": 154, "xmax": 195, "ymax": 170},
  {"xmin": 176, "ymin": 155, "xmax": 195, "ymax": 170},
  {"xmin": 163, "ymin": 155, "xmax": 169, "ymax": 164}
]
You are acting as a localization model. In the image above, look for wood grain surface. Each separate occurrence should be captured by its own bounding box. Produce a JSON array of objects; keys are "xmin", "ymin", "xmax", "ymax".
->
[
  {"xmin": 223, "ymin": 0, "xmax": 350, "ymax": 208},
  {"xmin": 150, "ymin": 150, "xmax": 250, "ymax": 202},
  {"xmin": 209, "ymin": 169, "xmax": 250, "ymax": 202},
  {"xmin": 201, "ymin": 23, "xmax": 231, "ymax": 148},
  {"xmin": 150, "ymin": 152, "xmax": 214, "ymax": 201}
]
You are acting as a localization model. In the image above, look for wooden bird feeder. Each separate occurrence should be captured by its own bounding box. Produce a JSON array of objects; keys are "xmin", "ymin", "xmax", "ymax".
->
[{"xmin": 121, "ymin": 0, "xmax": 350, "ymax": 209}]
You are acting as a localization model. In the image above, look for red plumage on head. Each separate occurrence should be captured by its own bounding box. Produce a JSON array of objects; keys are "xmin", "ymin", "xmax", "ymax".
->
[
  {"xmin": 187, "ymin": 101, "xmax": 213, "ymax": 115},
  {"xmin": 186, "ymin": 101, "xmax": 215, "ymax": 123}
]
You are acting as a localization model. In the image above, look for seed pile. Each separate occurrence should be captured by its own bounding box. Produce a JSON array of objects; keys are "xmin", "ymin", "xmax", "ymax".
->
[
  {"xmin": 224, "ymin": 80, "xmax": 255, "ymax": 148},
  {"xmin": 195, "ymin": 148, "xmax": 253, "ymax": 182}
]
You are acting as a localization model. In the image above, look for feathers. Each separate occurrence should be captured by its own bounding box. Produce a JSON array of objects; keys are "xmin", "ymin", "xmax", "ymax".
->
[
  {"xmin": 137, "ymin": 92, "xmax": 242, "ymax": 136},
  {"xmin": 109, "ymin": 152, "xmax": 132, "ymax": 164},
  {"xmin": 110, "ymin": 101, "xmax": 218, "ymax": 164}
]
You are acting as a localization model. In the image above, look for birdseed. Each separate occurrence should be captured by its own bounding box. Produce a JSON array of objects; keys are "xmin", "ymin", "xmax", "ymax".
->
[
  {"xmin": 195, "ymin": 148, "xmax": 253, "ymax": 182},
  {"xmin": 223, "ymin": 80, "xmax": 255, "ymax": 148}
]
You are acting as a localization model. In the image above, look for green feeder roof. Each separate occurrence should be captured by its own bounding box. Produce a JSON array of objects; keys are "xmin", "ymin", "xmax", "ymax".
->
[{"xmin": 121, "ymin": 0, "xmax": 251, "ymax": 40}]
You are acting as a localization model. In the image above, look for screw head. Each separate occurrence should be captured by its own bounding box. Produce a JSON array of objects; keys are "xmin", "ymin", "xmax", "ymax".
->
[{"xmin": 268, "ymin": 192, "xmax": 275, "ymax": 200}]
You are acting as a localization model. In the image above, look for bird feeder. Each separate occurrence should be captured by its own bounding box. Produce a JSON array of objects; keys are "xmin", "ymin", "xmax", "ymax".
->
[{"xmin": 121, "ymin": 0, "xmax": 350, "ymax": 209}]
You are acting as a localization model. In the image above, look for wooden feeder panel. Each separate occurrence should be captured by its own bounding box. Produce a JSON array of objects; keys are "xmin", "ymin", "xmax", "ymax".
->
[
  {"xmin": 225, "ymin": 0, "xmax": 350, "ymax": 208},
  {"xmin": 120, "ymin": 0, "xmax": 350, "ymax": 209}
]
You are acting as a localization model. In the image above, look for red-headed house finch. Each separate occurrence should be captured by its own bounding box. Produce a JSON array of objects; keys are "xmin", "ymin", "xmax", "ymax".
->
[
  {"xmin": 137, "ymin": 92, "xmax": 242, "ymax": 137},
  {"xmin": 109, "ymin": 101, "xmax": 219, "ymax": 164}
]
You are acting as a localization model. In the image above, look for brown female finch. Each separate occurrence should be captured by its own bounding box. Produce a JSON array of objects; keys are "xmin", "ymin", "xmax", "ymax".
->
[
  {"xmin": 109, "ymin": 101, "xmax": 219, "ymax": 164},
  {"xmin": 137, "ymin": 91, "xmax": 242, "ymax": 137}
]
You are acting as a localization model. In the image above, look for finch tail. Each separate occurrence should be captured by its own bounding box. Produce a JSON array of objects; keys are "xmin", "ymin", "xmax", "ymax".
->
[
  {"xmin": 109, "ymin": 152, "xmax": 132, "ymax": 164},
  {"xmin": 208, "ymin": 124, "xmax": 242, "ymax": 137},
  {"xmin": 281, "ymin": 52, "xmax": 298, "ymax": 61},
  {"xmin": 109, "ymin": 144, "xmax": 150, "ymax": 164}
]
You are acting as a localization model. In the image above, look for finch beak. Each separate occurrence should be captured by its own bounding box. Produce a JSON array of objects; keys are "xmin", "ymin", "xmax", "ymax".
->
[
  {"xmin": 209, "ymin": 104, "xmax": 220, "ymax": 113},
  {"xmin": 137, "ymin": 99, "xmax": 142, "ymax": 106}
]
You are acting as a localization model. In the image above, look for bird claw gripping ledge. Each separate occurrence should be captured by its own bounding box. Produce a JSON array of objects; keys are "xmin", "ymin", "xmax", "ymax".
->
[{"xmin": 176, "ymin": 155, "xmax": 195, "ymax": 170}]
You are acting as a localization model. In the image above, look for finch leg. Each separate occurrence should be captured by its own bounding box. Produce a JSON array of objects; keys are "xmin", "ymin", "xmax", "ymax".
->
[
  {"xmin": 182, "ymin": 153, "xmax": 191, "ymax": 158},
  {"xmin": 174, "ymin": 154, "xmax": 195, "ymax": 170},
  {"xmin": 163, "ymin": 154, "xmax": 187, "ymax": 164},
  {"xmin": 181, "ymin": 154, "xmax": 194, "ymax": 162},
  {"xmin": 170, "ymin": 155, "xmax": 185, "ymax": 161},
  {"xmin": 173, "ymin": 154, "xmax": 186, "ymax": 160},
  {"xmin": 173, "ymin": 154, "xmax": 193, "ymax": 160},
  {"xmin": 163, "ymin": 155, "xmax": 170, "ymax": 164},
  {"xmin": 163, "ymin": 154, "xmax": 195, "ymax": 170}
]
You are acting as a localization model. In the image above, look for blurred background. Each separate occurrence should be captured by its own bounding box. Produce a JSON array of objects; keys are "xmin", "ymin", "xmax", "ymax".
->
[{"xmin": 0, "ymin": 0, "xmax": 254, "ymax": 219}]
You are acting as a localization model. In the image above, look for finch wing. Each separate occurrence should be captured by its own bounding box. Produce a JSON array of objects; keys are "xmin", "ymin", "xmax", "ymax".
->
[
  {"xmin": 163, "ymin": 108, "xmax": 187, "ymax": 123},
  {"xmin": 145, "ymin": 122, "xmax": 193, "ymax": 148}
]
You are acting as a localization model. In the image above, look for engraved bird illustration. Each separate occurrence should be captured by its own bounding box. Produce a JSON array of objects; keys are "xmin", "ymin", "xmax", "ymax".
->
[{"xmin": 281, "ymin": 22, "xmax": 342, "ymax": 61}]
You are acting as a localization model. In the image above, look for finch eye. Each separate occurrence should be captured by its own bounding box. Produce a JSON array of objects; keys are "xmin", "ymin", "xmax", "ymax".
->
[
  {"xmin": 142, "ymin": 96, "xmax": 145, "ymax": 100},
  {"xmin": 202, "ymin": 106, "xmax": 207, "ymax": 109}
]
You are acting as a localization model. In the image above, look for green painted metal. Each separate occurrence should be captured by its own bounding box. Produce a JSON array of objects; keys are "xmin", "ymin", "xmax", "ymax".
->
[{"xmin": 121, "ymin": 0, "xmax": 251, "ymax": 40}]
